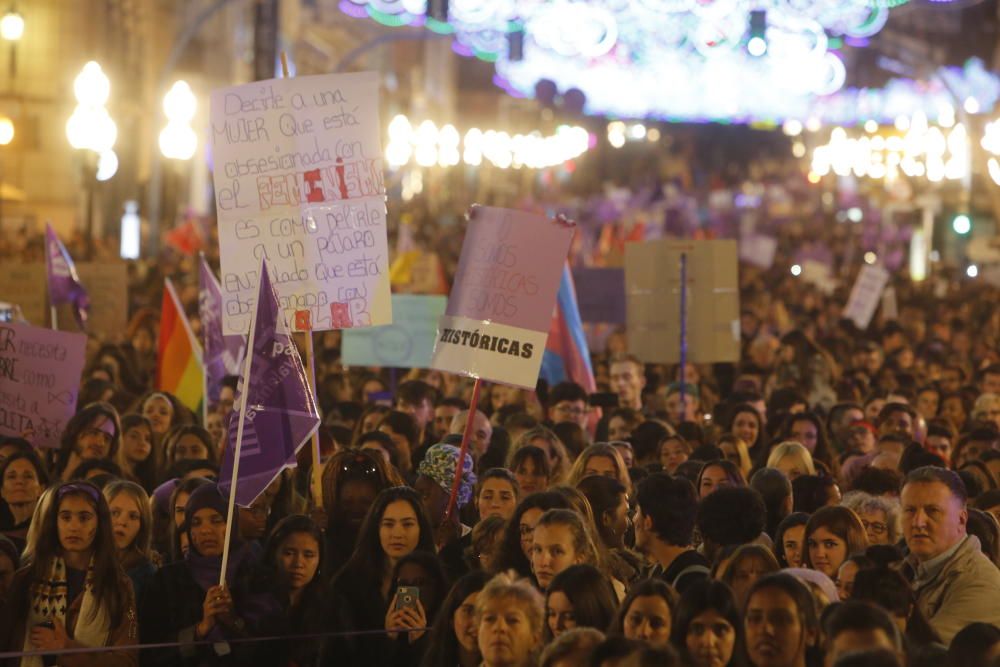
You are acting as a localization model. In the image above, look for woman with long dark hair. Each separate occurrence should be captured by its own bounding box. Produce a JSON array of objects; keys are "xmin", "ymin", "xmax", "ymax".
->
[
  {"xmin": 0, "ymin": 480, "xmax": 137, "ymax": 667},
  {"xmin": 493, "ymin": 491, "xmax": 573, "ymax": 578},
  {"xmin": 726, "ymin": 403, "xmax": 768, "ymax": 465},
  {"xmin": 670, "ymin": 579, "xmax": 747, "ymax": 667},
  {"xmin": 257, "ymin": 515, "xmax": 329, "ymax": 667},
  {"xmin": 743, "ymin": 573, "xmax": 821, "ymax": 667},
  {"xmin": 383, "ymin": 550, "xmax": 449, "ymax": 666},
  {"xmin": 778, "ymin": 413, "xmax": 836, "ymax": 477},
  {"xmin": 116, "ymin": 414, "xmax": 157, "ymax": 492},
  {"xmin": 543, "ymin": 564, "xmax": 617, "ymax": 641},
  {"xmin": 0, "ymin": 449, "xmax": 48, "ymax": 551},
  {"xmin": 55, "ymin": 402, "xmax": 122, "ymax": 482},
  {"xmin": 420, "ymin": 572, "xmax": 490, "ymax": 667},
  {"xmin": 328, "ymin": 487, "xmax": 435, "ymax": 664},
  {"xmin": 139, "ymin": 483, "xmax": 273, "ymax": 666}
]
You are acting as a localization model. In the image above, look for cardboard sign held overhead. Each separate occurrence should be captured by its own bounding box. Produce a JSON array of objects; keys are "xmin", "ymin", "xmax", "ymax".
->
[
  {"xmin": 625, "ymin": 239, "xmax": 740, "ymax": 364},
  {"xmin": 210, "ymin": 71, "xmax": 391, "ymax": 334},
  {"xmin": 0, "ymin": 263, "xmax": 127, "ymax": 339},
  {"xmin": 0, "ymin": 321, "xmax": 87, "ymax": 448},
  {"xmin": 342, "ymin": 295, "xmax": 447, "ymax": 368},
  {"xmin": 844, "ymin": 265, "xmax": 890, "ymax": 330},
  {"xmin": 431, "ymin": 207, "xmax": 574, "ymax": 389}
]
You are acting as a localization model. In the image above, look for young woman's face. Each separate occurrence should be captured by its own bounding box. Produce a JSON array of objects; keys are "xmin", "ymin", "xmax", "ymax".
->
[
  {"xmin": 109, "ymin": 492, "xmax": 142, "ymax": 551},
  {"xmin": 478, "ymin": 478, "xmax": 517, "ymax": 521},
  {"xmin": 337, "ymin": 478, "xmax": 378, "ymax": 527},
  {"xmin": 190, "ymin": 507, "xmax": 227, "ymax": 557},
  {"xmin": 453, "ymin": 591, "xmax": 480, "ymax": 654},
  {"xmin": 732, "ymin": 412, "xmax": 759, "ymax": 446},
  {"xmin": 278, "ymin": 531, "xmax": 321, "ymax": 592},
  {"xmin": 660, "ymin": 439, "xmax": 688, "ymax": 473},
  {"xmin": 623, "ymin": 595, "xmax": 672, "ymax": 647},
  {"xmin": 699, "ymin": 465, "xmax": 733, "ymax": 499},
  {"xmin": 604, "ymin": 493, "xmax": 630, "ymax": 547},
  {"xmin": 378, "ymin": 500, "xmax": 421, "ymax": 560},
  {"xmin": 807, "ymin": 526, "xmax": 848, "ymax": 578},
  {"xmin": 781, "ymin": 525, "xmax": 806, "ymax": 568},
  {"xmin": 57, "ymin": 494, "xmax": 99, "ymax": 556},
  {"xmin": 174, "ymin": 435, "xmax": 210, "ymax": 462},
  {"xmin": 745, "ymin": 588, "xmax": 811, "ymax": 667},
  {"xmin": 76, "ymin": 417, "xmax": 113, "ymax": 460},
  {"xmin": 775, "ymin": 456, "xmax": 807, "ymax": 482},
  {"xmin": 2, "ymin": 458, "xmax": 41, "ymax": 505},
  {"xmin": 789, "ymin": 421, "xmax": 818, "ymax": 454},
  {"xmin": 477, "ymin": 598, "xmax": 539, "ymax": 667},
  {"xmin": 583, "ymin": 455, "xmax": 618, "ymax": 480},
  {"xmin": 122, "ymin": 426, "xmax": 152, "ymax": 463},
  {"xmin": 206, "ymin": 413, "xmax": 225, "ymax": 448},
  {"xmin": 836, "ymin": 560, "xmax": 860, "ymax": 601},
  {"xmin": 728, "ymin": 555, "xmax": 771, "ymax": 606},
  {"xmin": 608, "ymin": 416, "xmax": 633, "ymax": 442},
  {"xmin": 515, "ymin": 459, "xmax": 547, "ymax": 496},
  {"xmin": 546, "ymin": 590, "xmax": 576, "ymax": 639},
  {"xmin": 173, "ymin": 491, "xmax": 190, "ymax": 528},
  {"xmin": 686, "ymin": 609, "xmax": 736, "ymax": 667},
  {"xmin": 143, "ymin": 397, "xmax": 173, "ymax": 435},
  {"xmin": 519, "ymin": 508, "xmax": 544, "ymax": 559},
  {"xmin": 530, "ymin": 523, "xmax": 582, "ymax": 590}
]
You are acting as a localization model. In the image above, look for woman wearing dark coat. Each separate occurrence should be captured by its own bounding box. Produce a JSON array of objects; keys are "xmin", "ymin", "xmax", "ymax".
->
[{"xmin": 138, "ymin": 484, "xmax": 276, "ymax": 667}]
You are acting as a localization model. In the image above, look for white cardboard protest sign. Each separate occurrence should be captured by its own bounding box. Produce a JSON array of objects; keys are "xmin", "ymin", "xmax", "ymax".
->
[
  {"xmin": 210, "ymin": 72, "xmax": 391, "ymax": 335},
  {"xmin": 844, "ymin": 265, "xmax": 890, "ymax": 330},
  {"xmin": 430, "ymin": 207, "xmax": 574, "ymax": 389}
]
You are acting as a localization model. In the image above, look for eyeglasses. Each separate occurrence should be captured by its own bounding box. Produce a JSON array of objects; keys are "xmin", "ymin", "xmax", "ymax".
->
[{"xmin": 861, "ymin": 520, "xmax": 887, "ymax": 536}]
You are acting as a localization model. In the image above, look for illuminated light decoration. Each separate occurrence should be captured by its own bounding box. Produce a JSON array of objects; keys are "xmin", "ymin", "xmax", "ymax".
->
[
  {"xmin": 864, "ymin": 251, "xmax": 877, "ymax": 265},
  {"xmin": 341, "ymin": 0, "xmax": 971, "ymax": 123},
  {"xmin": 790, "ymin": 264, "xmax": 802, "ymax": 276},
  {"xmin": 952, "ymin": 214, "xmax": 971, "ymax": 235},
  {"xmin": 385, "ymin": 115, "xmax": 590, "ymax": 169},
  {"xmin": 967, "ymin": 265, "xmax": 979, "ymax": 278},
  {"xmin": 96, "ymin": 150, "xmax": 118, "ymax": 181}
]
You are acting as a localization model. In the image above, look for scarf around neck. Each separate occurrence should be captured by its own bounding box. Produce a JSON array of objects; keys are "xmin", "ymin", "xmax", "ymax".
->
[{"xmin": 21, "ymin": 556, "xmax": 110, "ymax": 667}]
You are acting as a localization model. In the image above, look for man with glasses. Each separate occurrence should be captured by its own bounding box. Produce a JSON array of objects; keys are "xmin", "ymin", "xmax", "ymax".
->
[{"xmin": 546, "ymin": 381, "xmax": 590, "ymax": 430}]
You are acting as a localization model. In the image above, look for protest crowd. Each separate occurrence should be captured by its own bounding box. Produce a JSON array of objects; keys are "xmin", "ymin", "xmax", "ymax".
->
[{"xmin": 1, "ymin": 171, "xmax": 1000, "ymax": 667}]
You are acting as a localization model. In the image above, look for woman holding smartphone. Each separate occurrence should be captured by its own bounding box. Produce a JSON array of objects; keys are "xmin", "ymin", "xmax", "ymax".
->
[{"xmin": 0, "ymin": 480, "xmax": 137, "ymax": 667}]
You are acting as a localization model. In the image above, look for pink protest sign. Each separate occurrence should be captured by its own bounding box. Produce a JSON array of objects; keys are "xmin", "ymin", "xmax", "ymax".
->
[
  {"xmin": 445, "ymin": 207, "xmax": 573, "ymax": 331},
  {"xmin": 0, "ymin": 321, "xmax": 87, "ymax": 448},
  {"xmin": 432, "ymin": 207, "xmax": 574, "ymax": 388}
]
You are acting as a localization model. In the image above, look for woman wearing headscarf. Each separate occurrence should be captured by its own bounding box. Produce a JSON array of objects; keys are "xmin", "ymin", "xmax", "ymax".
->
[
  {"xmin": 413, "ymin": 443, "xmax": 477, "ymax": 581},
  {"xmin": 0, "ymin": 480, "xmax": 138, "ymax": 667},
  {"xmin": 139, "ymin": 483, "xmax": 275, "ymax": 666}
]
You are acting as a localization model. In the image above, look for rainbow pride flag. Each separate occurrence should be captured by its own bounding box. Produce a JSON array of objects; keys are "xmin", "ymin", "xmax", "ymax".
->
[{"xmin": 156, "ymin": 278, "xmax": 204, "ymax": 417}]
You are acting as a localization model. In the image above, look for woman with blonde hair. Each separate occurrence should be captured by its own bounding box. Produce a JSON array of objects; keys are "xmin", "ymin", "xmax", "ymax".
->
[
  {"xmin": 765, "ymin": 441, "xmax": 816, "ymax": 481},
  {"xmin": 507, "ymin": 427, "xmax": 571, "ymax": 487},
  {"xmin": 103, "ymin": 480, "xmax": 158, "ymax": 603},
  {"xmin": 716, "ymin": 434, "xmax": 753, "ymax": 481},
  {"xmin": 566, "ymin": 443, "xmax": 632, "ymax": 495},
  {"xmin": 476, "ymin": 571, "xmax": 545, "ymax": 667},
  {"xmin": 530, "ymin": 509, "xmax": 602, "ymax": 591}
]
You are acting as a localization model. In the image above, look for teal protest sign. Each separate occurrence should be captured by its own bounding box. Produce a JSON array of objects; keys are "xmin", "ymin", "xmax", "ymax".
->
[{"xmin": 342, "ymin": 295, "xmax": 446, "ymax": 368}]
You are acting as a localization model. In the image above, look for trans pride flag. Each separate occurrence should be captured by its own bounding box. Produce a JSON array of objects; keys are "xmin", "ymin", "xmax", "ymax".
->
[{"xmin": 540, "ymin": 264, "xmax": 596, "ymax": 392}]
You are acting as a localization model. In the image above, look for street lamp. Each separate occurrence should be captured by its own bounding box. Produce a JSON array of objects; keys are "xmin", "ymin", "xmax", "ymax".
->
[
  {"xmin": 159, "ymin": 80, "xmax": 197, "ymax": 160},
  {"xmin": 0, "ymin": 9, "xmax": 23, "ymax": 41},
  {"xmin": 66, "ymin": 61, "xmax": 116, "ymax": 257},
  {"xmin": 0, "ymin": 116, "xmax": 12, "ymax": 145}
]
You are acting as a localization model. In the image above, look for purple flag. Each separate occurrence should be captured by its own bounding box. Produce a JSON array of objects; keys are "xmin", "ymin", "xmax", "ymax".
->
[
  {"xmin": 44, "ymin": 223, "xmax": 89, "ymax": 329},
  {"xmin": 219, "ymin": 260, "xmax": 320, "ymax": 507},
  {"xmin": 199, "ymin": 256, "xmax": 246, "ymax": 405}
]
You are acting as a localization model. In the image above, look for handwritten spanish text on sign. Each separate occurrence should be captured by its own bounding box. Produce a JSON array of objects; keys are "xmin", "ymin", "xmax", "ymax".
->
[
  {"xmin": 0, "ymin": 322, "xmax": 86, "ymax": 449},
  {"xmin": 432, "ymin": 207, "xmax": 574, "ymax": 389},
  {"xmin": 844, "ymin": 265, "xmax": 890, "ymax": 330},
  {"xmin": 211, "ymin": 72, "xmax": 391, "ymax": 335}
]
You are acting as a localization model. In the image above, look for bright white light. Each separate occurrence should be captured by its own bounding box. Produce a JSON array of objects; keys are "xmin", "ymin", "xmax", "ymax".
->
[
  {"xmin": 66, "ymin": 106, "xmax": 117, "ymax": 152},
  {"xmin": 989, "ymin": 157, "xmax": 1000, "ymax": 186},
  {"xmin": 386, "ymin": 141, "xmax": 412, "ymax": 168},
  {"xmin": 0, "ymin": 116, "xmax": 12, "ymax": 146},
  {"xmin": 629, "ymin": 123, "xmax": 646, "ymax": 139},
  {"xmin": 609, "ymin": 131, "xmax": 625, "ymax": 148},
  {"xmin": 952, "ymin": 214, "xmax": 971, "ymax": 235},
  {"xmin": 120, "ymin": 201, "xmax": 140, "ymax": 260},
  {"xmin": 864, "ymin": 120, "xmax": 878, "ymax": 133},
  {"xmin": 96, "ymin": 150, "xmax": 118, "ymax": 181},
  {"xmin": 864, "ymin": 251, "xmax": 877, "ymax": 265},
  {"xmin": 0, "ymin": 11, "xmax": 24, "ymax": 41},
  {"xmin": 967, "ymin": 265, "xmax": 979, "ymax": 278},
  {"xmin": 909, "ymin": 229, "xmax": 927, "ymax": 282},
  {"xmin": 159, "ymin": 122, "xmax": 197, "ymax": 160},
  {"xmin": 894, "ymin": 115, "xmax": 910, "ymax": 131},
  {"xmin": 163, "ymin": 81, "xmax": 196, "ymax": 121},
  {"xmin": 747, "ymin": 36, "xmax": 767, "ymax": 57},
  {"xmin": 790, "ymin": 264, "xmax": 802, "ymax": 276},
  {"xmin": 782, "ymin": 119, "xmax": 803, "ymax": 136},
  {"xmin": 73, "ymin": 61, "xmax": 111, "ymax": 107},
  {"xmin": 963, "ymin": 96, "xmax": 980, "ymax": 114},
  {"xmin": 792, "ymin": 142, "xmax": 806, "ymax": 158},
  {"xmin": 847, "ymin": 207, "xmax": 863, "ymax": 223},
  {"xmin": 806, "ymin": 117, "xmax": 821, "ymax": 132},
  {"xmin": 388, "ymin": 115, "xmax": 412, "ymax": 143}
]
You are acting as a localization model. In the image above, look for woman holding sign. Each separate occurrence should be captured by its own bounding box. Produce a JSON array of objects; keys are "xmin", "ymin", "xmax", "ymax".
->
[{"xmin": 0, "ymin": 480, "xmax": 137, "ymax": 667}]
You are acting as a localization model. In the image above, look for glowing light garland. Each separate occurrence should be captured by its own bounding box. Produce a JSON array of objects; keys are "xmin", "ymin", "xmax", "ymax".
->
[{"xmin": 340, "ymin": 0, "xmax": 974, "ymax": 122}]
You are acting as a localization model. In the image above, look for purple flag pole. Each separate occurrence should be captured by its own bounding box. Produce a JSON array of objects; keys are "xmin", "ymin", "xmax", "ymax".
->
[
  {"xmin": 679, "ymin": 252, "xmax": 688, "ymax": 407},
  {"xmin": 218, "ymin": 261, "xmax": 263, "ymax": 587}
]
